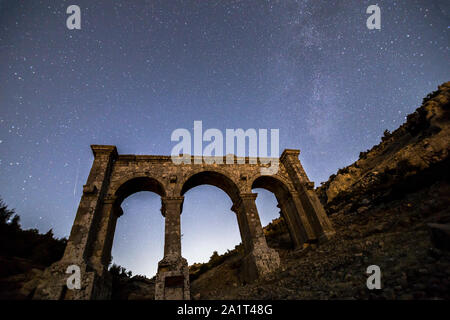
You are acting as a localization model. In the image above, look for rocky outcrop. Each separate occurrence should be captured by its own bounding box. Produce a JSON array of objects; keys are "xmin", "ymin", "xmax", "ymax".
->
[{"xmin": 0, "ymin": 256, "xmax": 45, "ymax": 299}]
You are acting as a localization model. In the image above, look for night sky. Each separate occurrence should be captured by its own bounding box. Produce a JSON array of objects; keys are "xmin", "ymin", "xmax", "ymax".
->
[{"xmin": 0, "ymin": 0, "xmax": 448, "ymax": 277}]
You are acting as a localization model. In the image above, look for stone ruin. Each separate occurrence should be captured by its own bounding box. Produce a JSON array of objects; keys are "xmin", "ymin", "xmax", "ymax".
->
[{"xmin": 33, "ymin": 145, "xmax": 334, "ymax": 300}]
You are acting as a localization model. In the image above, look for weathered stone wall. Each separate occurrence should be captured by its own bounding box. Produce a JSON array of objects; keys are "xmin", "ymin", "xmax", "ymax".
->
[{"xmin": 33, "ymin": 147, "xmax": 334, "ymax": 300}]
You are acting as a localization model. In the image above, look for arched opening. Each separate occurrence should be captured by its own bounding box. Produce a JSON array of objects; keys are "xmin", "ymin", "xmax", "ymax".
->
[
  {"xmin": 252, "ymin": 188, "xmax": 291, "ymax": 249},
  {"xmin": 181, "ymin": 186, "xmax": 241, "ymax": 263},
  {"xmin": 111, "ymin": 191, "xmax": 164, "ymax": 278},
  {"xmin": 111, "ymin": 177, "xmax": 166, "ymax": 275},
  {"xmin": 89, "ymin": 176, "xmax": 167, "ymax": 298},
  {"xmin": 181, "ymin": 171, "xmax": 240, "ymax": 204},
  {"xmin": 114, "ymin": 176, "xmax": 166, "ymax": 206},
  {"xmin": 251, "ymin": 176, "xmax": 303, "ymax": 250},
  {"xmin": 180, "ymin": 171, "xmax": 243, "ymax": 291}
]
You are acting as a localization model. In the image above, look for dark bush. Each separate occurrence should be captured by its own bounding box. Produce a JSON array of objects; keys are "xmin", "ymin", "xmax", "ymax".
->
[{"xmin": 0, "ymin": 197, "xmax": 67, "ymax": 268}]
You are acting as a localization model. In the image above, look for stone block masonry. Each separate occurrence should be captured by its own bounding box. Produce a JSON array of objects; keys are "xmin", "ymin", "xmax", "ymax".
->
[{"xmin": 33, "ymin": 146, "xmax": 334, "ymax": 300}]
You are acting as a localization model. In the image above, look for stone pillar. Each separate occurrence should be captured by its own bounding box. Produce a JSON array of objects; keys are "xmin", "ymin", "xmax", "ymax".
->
[
  {"xmin": 33, "ymin": 145, "xmax": 117, "ymax": 300},
  {"xmin": 232, "ymin": 193, "xmax": 280, "ymax": 283},
  {"xmin": 276, "ymin": 197, "xmax": 305, "ymax": 249},
  {"xmin": 89, "ymin": 196, "xmax": 123, "ymax": 275},
  {"xmin": 281, "ymin": 149, "xmax": 335, "ymax": 242},
  {"xmin": 280, "ymin": 192, "xmax": 319, "ymax": 244},
  {"xmin": 155, "ymin": 196, "xmax": 190, "ymax": 300}
]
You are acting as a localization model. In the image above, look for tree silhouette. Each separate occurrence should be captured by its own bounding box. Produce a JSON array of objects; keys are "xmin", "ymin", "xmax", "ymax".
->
[{"xmin": 0, "ymin": 197, "xmax": 67, "ymax": 276}]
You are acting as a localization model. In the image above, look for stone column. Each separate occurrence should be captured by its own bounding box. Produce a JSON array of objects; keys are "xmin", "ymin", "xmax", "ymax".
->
[
  {"xmin": 232, "ymin": 193, "xmax": 280, "ymax": 283},
  {"xmin": 281, "ymin": 192, "xmax": 319, "ymax": 244},
  {"xmin": 155, "ymin": 196, "xmax": 190, "ymax": 300},
  {"xmin": 33, "ymin": 145, "xmax": 117, "ymax": 300},
  {"xmin": 89, "ymin": 196, "xmax": 123, "ymax": 276},
  {"xmin": 281, "ymin": 149, "xmax": 335, "ymax": 242},
  {"xmin": 276, "ymin": 198, "xmax": 305, "ymax": 249}
]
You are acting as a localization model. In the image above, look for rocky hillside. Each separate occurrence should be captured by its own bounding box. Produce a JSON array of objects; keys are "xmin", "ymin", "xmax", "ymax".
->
[{"xmin": 190, "ymin": 179, "xmax": 450, "ymax": 299}]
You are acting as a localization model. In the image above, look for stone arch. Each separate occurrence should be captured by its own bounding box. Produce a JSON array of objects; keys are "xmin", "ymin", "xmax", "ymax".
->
[
  {"xmin": 251, "ymin": 175, "xmax": 309, "ymax": 248},
  {"xmin": 88, "ymin": 176, "xmax": 167, "ymax": 278},
  {"xmin": 33, "ymin": 145, "xmax": 334, "ymax": 300},
  {"xmin": 112, "ymin": 176, "xmax": 166, "ymax": 207},
  {"xmin": 179, "ymin": 169, "xmax": 241, "ymax": 204},
  {"xmin": 250, "ymin": 173, "xmax": 295, "ymax": 193},
  {"xmin": 179, "ymin": 169, "xmax": 280, "ymax": 283}
]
